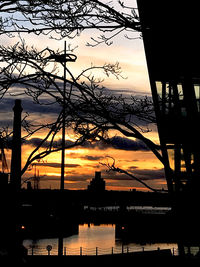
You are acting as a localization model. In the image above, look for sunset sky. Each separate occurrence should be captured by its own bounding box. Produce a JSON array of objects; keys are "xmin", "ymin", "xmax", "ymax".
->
[{"xmin": 0, "ymin": 1, "xmax": 167, "ymax": 191}]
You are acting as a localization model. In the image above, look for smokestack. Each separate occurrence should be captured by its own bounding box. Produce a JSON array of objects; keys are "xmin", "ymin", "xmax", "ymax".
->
[{"xmin": 10, "ymin": 100, "xmax": 23, "ymax": 191}]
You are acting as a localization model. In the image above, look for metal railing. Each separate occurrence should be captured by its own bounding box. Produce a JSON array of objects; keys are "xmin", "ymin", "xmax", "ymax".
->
[{"xmin": 27, "ymin": 245, "xmax": 179, "ymax": 256}]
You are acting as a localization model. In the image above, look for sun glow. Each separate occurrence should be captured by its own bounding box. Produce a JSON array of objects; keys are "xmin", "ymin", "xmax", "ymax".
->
[
  {"xmin": 0, "ymin": 0, "xmax": 165, "ymax": 192},
  {"xmin": 19, "ymin": 133, "xmax": 166, "ymax": 191}
]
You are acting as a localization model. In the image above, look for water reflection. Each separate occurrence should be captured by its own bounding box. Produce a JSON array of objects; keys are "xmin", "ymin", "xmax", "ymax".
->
[
  {"xmin": 23, "ymin": 224, "xmax": 178, "ymax": 255},
  {"xmin": 67, "ymin": 224, "xmax": 115, "ymax": 248}
]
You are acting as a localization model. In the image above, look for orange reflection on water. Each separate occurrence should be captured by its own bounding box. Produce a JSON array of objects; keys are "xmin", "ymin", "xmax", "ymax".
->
[{"xmin": 64, "ymin": 224, "xmax": 116, "ymax": 250}]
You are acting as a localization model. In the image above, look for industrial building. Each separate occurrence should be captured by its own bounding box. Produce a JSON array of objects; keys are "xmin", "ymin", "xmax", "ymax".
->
[
  {"xmin": 137, "ymin": 0, "xmax": 200, "ymax": 252},
  {"xmin": 87, "ymin": 171, "xmax": 106, "ymax": 192},
  {"xmin": 137, "ymin": 0, "xmax": 200, "ymax": 195}
]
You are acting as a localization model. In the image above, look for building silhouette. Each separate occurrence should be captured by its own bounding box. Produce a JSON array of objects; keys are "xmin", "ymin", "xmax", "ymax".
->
[
  {"xmin": 137, "ymin": 0, "xmax": 200, "ymax": 252},
  {"xmin": 87, "ymin": 171, "xmax": 105, "ymax": 192},
  {"xmin": 137, "ymin": 0, "xmax": 200, "ymax": 195}
]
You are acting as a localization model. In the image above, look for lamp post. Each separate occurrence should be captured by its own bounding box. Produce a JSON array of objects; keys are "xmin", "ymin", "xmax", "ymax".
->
[
  {"xmin": 61, "ymin": 41, "xmax": 67, "ymax": 191},
  {"xmin": 47, "ymin": 42, "xmax": 77, "ymax": 257},
  {"xmin": 48, "ymin": 41, "xmax": 77, "ymax": 190}
]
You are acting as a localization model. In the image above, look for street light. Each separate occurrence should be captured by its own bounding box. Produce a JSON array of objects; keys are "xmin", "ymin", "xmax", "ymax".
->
[{"xmin": 47, "ymin": 41, "xmax": 77, "ymax": 190}]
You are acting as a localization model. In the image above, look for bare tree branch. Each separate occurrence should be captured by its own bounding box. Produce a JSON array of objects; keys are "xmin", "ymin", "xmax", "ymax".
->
[
  {"xmin": 0, "ymin": 0, "xmax": 141, "ymax": 44},
  {"xmin": 100, "ymin": 156, "xmax": 167, "ymax": 193},
  {"xmin": 0, "ymin": 43, "xmax": 171, "ymax": 193}
]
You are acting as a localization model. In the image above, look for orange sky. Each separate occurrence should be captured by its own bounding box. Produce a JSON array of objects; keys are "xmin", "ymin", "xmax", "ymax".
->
[
  {"xmin": 0, "ymin": 0, "xmax": 168, "ymax": 192},
  {"xmin": 17, "ymin": 126, "xmax": 167, "ymax": 191},
  {"xmin": 20, "ymin": 144, "xmax": 166, "ymax": 191}
]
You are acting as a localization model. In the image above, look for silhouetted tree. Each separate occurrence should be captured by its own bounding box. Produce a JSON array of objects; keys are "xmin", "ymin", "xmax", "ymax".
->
[
  {"xmin": 0, "ymin": 42, "xmax": 169, "ymax": 192},
  {"xmin": 101, "ymin": 156, "xmax": 166, "ymax": 192},
  {"xmin": 0, "ymin": 1, "xmax": 141, "ymax": 45},
  {"xmin": 0, "ymin": 42, "xmax": 121, "ymax": 175},
  {"xmin": 0, "ymin": 2, "xmax": 170, "ymax": 192}
]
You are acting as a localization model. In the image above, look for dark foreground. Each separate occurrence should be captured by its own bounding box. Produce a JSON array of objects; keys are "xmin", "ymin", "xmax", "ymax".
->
[{"xmin": 1, "ymin": 249, "xmax": 200, "ymax": 267}]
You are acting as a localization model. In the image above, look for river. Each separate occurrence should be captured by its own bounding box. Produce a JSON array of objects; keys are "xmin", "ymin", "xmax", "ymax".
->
[{"xmin": 23, "ymin": 224, "xmax": 178, "ymax": 256}]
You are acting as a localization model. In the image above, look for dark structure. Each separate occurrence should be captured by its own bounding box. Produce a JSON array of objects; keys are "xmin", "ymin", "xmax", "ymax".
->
[
  {"xmin": 137, "ymin": 0, "xmax": 200, "ymax": 195},
  {"xmin": 0, "ymin": 172, "xmax": 8, "ymax": 187},
  {"xmin": 88, "ymin": 171, "xmax": 105, "ymax": 192},
  {"xmin": 137, "ymin": 0, "xmax": 200, "ymax": 254},
  {"xmin": 10, "ymin": 99, "xmax": 23, "ymax": 191},
  {"xmin": 0, "ymin": 100, "xmax": 26, "ymax": 263}
]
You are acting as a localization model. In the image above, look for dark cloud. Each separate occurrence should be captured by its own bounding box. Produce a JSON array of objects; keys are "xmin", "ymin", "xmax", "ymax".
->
[
  {"xmin": 118, "ymin": 159, "xmax": 139, "ymax": 162},
  {"xmin": 23, "ymin": 167, "xmax": 165, "ymax": 186},
  {"xmin": 24, "ymin": 138, "xmax": 74, "ymax": 148},
  {"xmin": 109, "ymin": 136, "xmax": 149, "ymax": 151},
  {"xmin": 0, "ymin": 97, "xmax": 61, "ymax": 115},
  {"xmin": 0, "ymin": 98, "xmax": 17, "ymax": 113},
  {"xmin": 24, "ymin": 137, "xmax": 48, "ymax": 147},
  {"xmin": 0, "ymin": 86, "xmax": 153, "ymax": 119},
  {"xmin": 0, "ymin": 117, "xmax": 13, "ymax": 126},
  {"xmin": 35, "ymin": 162, "xmax": 80, "ymax": 168},
  {"xmin": 23, "ymin": 135, "xmax": 151, "ymax": 152},
  {"xmin": 40, "ymin": 174, "xmax": 90, "ymax": 182},
  {"xmin": 104, "ymin": 175, "xmax": 134, "ymax": 181},
  {"xmin": 80, "ymin": 155, "xmax": 104, "ymax": 161},
  {"xmin": 80, "ymin": 136, "xmax": 150, "ymax": 152},
  {"xmin": 127, "ymin": 167, "xmax": 165, "ymax": 180},
  {"xmin": 128, "ymin": 166, "xmax": 139, "ymax": 170},
  {"xmin": 80, "ymin": 140, "xmax": 110, "ymax": 150}
]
